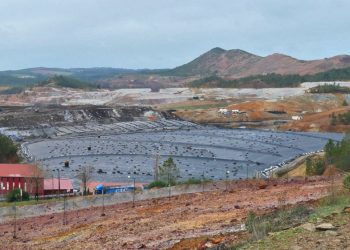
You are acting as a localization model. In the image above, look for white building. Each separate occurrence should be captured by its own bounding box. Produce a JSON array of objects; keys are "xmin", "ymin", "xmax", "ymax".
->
[{"xmin": 292, "ymin": 115, "xmax": 303, "ymax": 121}]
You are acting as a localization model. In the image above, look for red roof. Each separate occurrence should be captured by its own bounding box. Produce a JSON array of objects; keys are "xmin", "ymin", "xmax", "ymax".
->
[
  {"xmin": 0, "ymin": 164, "xmax": 43, "ymax": 178},
  {"xmin": 44, "ymin": 178, "xmax": 73, "ymax": 191}
]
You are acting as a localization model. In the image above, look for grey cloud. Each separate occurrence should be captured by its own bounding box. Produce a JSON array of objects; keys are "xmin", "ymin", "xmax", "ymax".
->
[{"xmin": 0, "ymin": 0, "xmax": 349, "ymax": 70}]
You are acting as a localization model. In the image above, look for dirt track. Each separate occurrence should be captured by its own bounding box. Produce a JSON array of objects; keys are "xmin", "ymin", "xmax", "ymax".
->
[{"xmin": 0, "ymin": 178, "xmax": 340, "ymax": 250}]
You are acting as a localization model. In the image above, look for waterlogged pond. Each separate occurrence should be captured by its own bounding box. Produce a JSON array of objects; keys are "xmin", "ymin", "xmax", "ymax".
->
[{"xmin": 24, "ymin": 128, "xmax": 343, "ymax": 187}]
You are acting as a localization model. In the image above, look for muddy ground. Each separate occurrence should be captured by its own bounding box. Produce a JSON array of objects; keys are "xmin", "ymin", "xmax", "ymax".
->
[{"xmin": 0, "ymin": 178, "xmax": 340, "ymax": 250}]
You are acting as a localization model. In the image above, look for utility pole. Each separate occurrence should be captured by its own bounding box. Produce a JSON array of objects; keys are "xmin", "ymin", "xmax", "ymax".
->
[
  {"xmin": 101, "ymin": 188, "xmax": 106, "ymax": 216},
  {"xmin": 63, "ymin": 194, "xmax": 67, "ymax": 224},
  {"xmin": 133, "ymin": 177, "xmax": 136, "ymax": 208},
  {"xmin": 58, "ymin": 169, "xmax": 61, "ymax": 198},
  {"xmin": 52, "ymin": 174, "xmax": 54, "ymax": 195},
  {"xmin": 128, "ymin": 175, "xmax": 136, "ymax": 208},
  {"xmin": 246, "ymin": 165, "xmax": 249, "ymax": 180},
  {"xmin": 13, "ymin": 197, "xmax": 17, "ymax": 239},
  {"xmin": 154, "ymin": 154, "xmax": 160, "ymax": 181},
  {"xmin": 202, "ymin": 171, "xmax": 205, "ymax": 193},
  {"xmin": 225, "ymin": 171, "xmax": 230, "ymax": 191},
  {"xmin": 331, "ymin": 166, "xmax": 335, "ymax": 203},
  {"xmin": 168, "ymin": 172, "xmax": 171, "ymax": 200}
]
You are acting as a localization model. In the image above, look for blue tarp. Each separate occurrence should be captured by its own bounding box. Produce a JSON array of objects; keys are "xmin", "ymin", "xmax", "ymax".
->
[
  {"xmin": 95, "ymin": 185, "xmax": 134, "ymax": 194},
  {"xmin": 95, "ymin": 184, "xmax": 104, "ymax": 191}
]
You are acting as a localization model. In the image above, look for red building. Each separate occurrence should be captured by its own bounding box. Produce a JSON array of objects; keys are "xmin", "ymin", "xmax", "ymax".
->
[
  {"xmin": 0, "ymin": 164, "xmax": 44, "ymax": 197},
  {"xmin": 44, "ymin": 178, "xmax": 74, "ymax": 195}
]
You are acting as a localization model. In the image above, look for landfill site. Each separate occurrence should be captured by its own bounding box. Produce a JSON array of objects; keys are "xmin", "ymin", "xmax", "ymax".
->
[
  {"xmin": 0, "ymin": 84, "xmax": 348, "ymax": 249},
  {"xmin": 23, "ymin": 127, "xmax": 341, "ymax": 187},
  {"xmin": 0, "ymin": 95, "xmax": 343, "ymax": 187}
]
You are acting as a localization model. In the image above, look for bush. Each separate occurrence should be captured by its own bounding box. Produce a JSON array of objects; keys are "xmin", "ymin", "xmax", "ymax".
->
[
  {"xmin": 324, "ymin": 135, "xmax": 350, "ymax": 171},
  {"xmin": 0, "ymin": 135, "xmax": 19, "ymax": 163},
  {"xmin": 22, "ymin": 191, "xmax": 30, "ymax": 201},
  {"xmin": 147, "ymin": 180, "xmax": 168, "ymax": 189},
  {"xmin": 306, "ymin": 157, "xmax": 325, "ymax": 176},
  {"xmin": 158, "ymin": 157, "xmax": 180, "ymax": 185},
  {"xmin": 6, "ymin": 188, "xmax": 30, "ymax": 202},
  {"xmin": 343, "ymin": 174, "xmax": 350, "ymax": 191},
  {"xmin": 245, "ymin": 211, "xmax": 257, "ymax": 233}
]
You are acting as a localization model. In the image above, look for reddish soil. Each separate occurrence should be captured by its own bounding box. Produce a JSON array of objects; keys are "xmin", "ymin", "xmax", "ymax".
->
[
  {"xmin": 281, "ymin": 106, "xmax": 350, "ymax": 132},
  {"xmin": 0, "ymin": 178, "xmax": 340, "ymax": 250}
]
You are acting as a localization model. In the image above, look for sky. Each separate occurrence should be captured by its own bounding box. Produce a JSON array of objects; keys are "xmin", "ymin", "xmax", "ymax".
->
[{"xmin": 0, "ymin": 0, "xmax": 349, "ymax": 70}]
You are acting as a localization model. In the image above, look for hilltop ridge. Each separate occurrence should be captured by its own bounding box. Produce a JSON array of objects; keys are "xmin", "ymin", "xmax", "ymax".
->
[{"xmin": 167, "ymin": 48, "xmax": 350, "ymax": 77}]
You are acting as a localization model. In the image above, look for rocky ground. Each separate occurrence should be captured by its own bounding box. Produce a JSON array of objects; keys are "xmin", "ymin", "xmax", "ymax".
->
[{"xmin": 0, "ymin": 178, "xmax": 340, "ymax": 250}]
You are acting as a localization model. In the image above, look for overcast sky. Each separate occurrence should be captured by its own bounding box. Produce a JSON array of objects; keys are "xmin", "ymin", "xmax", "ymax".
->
[{"xmin": 0, "ymin": 0, "xmax": 349, "ymax": 70}]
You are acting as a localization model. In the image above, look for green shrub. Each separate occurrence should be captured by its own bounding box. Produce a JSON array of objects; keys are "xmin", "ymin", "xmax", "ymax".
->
[
  {"xmin": 6, "ymin": 188, "xmax": 30, "ymax": 202},
  {"xmin": 158, "ymin": 157, "xmax": 180, "ymax": 185},
  {"xmin": 0, "ymin": 135, "xmax": 19, "ymax": 163},
  {"xmin": 245, "ymin": 211, "xmax": 257, "ymax": 233},
  {"xmin": 306, "ymin": 157, "xmax": 325, "ymax": 176},
  {"xmin": 343, "ymin": 174, "xmax": 350, "ymax": 190},
  {"xmin": 22, "ymin": 191, "xmax": 30, "ymax": 201},
  {"xmin": 324, "ymin": 136, "xmax": 350, "ymax": 171},
  {"xmin": 147, "ymin": 180, "xmax": 168, "ymax": 189}
]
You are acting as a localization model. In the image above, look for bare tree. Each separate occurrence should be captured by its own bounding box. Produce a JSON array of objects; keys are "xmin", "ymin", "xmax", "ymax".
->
[
  {"xmin": 76, "ymin": 166, "xmax": 94, "ymax": 195},
  {"xmin": 26, "ymin": 163, "xmax": 45, "ymax": 201}
]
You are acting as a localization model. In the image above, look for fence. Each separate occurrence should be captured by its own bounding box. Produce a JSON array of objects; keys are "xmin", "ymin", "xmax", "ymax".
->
[{"xmin": 0, "ymin": 176, "xmax": 335, "ymax": 224}]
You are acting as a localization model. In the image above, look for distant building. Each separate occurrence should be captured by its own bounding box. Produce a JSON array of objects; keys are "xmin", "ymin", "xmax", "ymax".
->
[
  {"xmin": 218, "ymin": 108, "xmax": 230, "ymax": 115},
  {"xmin": 44, "ymin": 178, "xmax": 74, "ymax": 196},
  {"xmin": 0, "ymin": 164, "xmax": 44, "ymax": 197},
  {"xmin": 144, "ymin": 110, "xmax": 158, "ymax": 121},
  {"xmin": 231, "ymin": 109, "xmax": 242, "ymax": 114},
  {"xmin": 292, "ymin": 115, "xmax": 303, "ymax": 121}
]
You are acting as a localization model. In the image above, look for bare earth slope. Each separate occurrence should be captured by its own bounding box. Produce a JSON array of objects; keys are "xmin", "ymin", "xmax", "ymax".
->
[{"xmin": 0, "ymin": 178, "xmax": 339, "ymax": 250}]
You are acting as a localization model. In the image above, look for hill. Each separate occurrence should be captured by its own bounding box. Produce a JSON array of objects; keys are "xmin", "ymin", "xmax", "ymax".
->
[
  {"xmin": 1, "ymin": 48, "xmax": 350, "ymax": 89},
  {"xmin": 0, "ymin": 67, "xmax": 177, "ymax": 89},
  {"xmin": 0, "ymin": 68, "xmax": 144, "ymax": 87},
  {"xmin": 166, "ymin": 47, "xmax": 350, "ymax": 78},
  {"xmin": 165, "ymin": 48, "xmax": 262, "ymax": 77}
]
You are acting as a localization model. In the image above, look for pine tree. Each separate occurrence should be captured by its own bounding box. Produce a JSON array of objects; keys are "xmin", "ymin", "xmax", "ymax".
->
[{"xmin": 158, "ymin": 157, "xmax": 180, "ymax": 185}]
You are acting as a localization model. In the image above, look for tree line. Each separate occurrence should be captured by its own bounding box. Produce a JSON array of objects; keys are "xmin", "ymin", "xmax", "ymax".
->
[
  {"xmin": 189, "ymin": 67, "xmax": 350, "ymax": 88},
  {"xmin": 38, "ymin": 75, "xmax": 96, "ymax": 89},
  {"xmin": 308, "ymin": 83, "xmax": 350, "ymax": 94}
]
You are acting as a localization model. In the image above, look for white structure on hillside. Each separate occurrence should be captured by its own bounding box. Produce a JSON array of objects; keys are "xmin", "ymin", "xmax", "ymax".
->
[
  {"xmin": 292, "ymin": 115, "xmax": 303, "ymax": 121},
  {"xmin": 231, "ymin": 109, "xmax": 241, "ymax": 114},
  {"xmin": 218, "ymin": 108, "xmax": 229, "ymax": 114}
]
